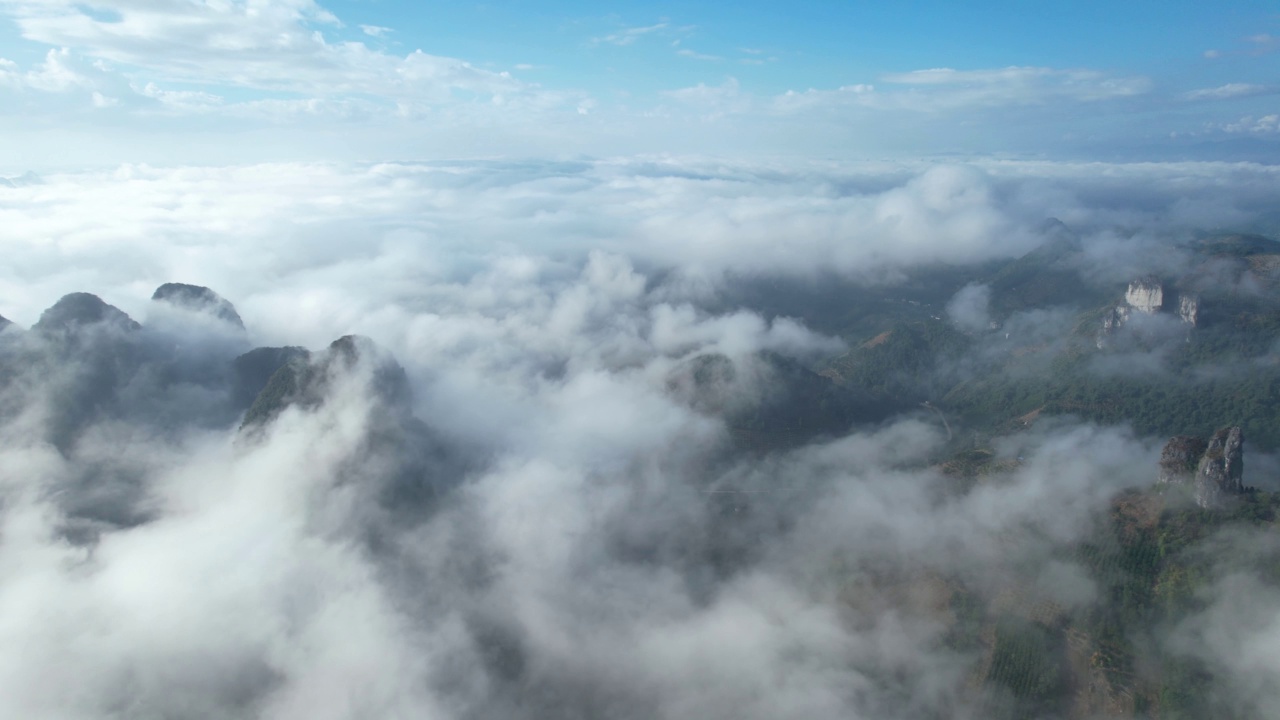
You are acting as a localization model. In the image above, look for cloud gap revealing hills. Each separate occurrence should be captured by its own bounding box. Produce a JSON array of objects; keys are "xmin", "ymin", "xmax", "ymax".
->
[{"xmin": 5, "ymin": 227, "xmax": 1280, "ymax": 717}]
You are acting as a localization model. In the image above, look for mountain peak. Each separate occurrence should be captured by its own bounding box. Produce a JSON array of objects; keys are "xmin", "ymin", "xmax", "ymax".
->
[
  {"xmin": 151, "ymin": 283, "xmax": 245, "ymax": 328},
  {"xmin": 32, "ymin": 293, "xmax": 140, "ymax": 334},
  {"xmin": 239, "ymin": 335, "xmax": 409, "ymax": 431},
  {"xmin": 0, "ymin": 171, "xmax": 42, "ymax": 188}
]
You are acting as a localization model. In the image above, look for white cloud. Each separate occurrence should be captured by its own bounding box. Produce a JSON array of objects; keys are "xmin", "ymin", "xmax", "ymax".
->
[
  {"xmin": 676, "ymin": 49, "xmax": 721, "ymax": 62},
  {"xmin": 0, "ymin": 156, "xmax": 1276, "ymax": 717},
  {"xmin": 19, "ymin": 47, "xmax": 93, "ymax": 92},
  {"xmin": 0, "ymin": 47, "xmax": 95, "ymax": 94},
  {"xmin": 0, "ymin": 0, "xmax": 566, "ymax": 112},
  {"xmin": 1185, "ymin": 82, "xmax": 1276, "ymax": 101},
  {"xmin": 662, "ymin": 77, "xmax": 744, "ymax": 117},
  {"xmin": 878, "ymin": 66, "xmax": 1151, "ymax": 108},
  {"xmin": 946, "ymin": 283, "xmax": 992, "ymax": 332},
  {"xmin": 135, "ymin": 81, "xmax": 224, "ymax": 111},
  {"xmin": 0, "ymin": 0, "xmax": 1240, "ymax": 162},
  {"xmin": 359, "ymin": 24, "xmax": 391, "ymax": 38},
  {"xmin": 591, "ymin": 22, "xmax": 669, "ymax": 46},
  {"xmin": 772, "ymin": 83, "xmax": 874, "ymax": 113},
  {"xmin": 2, "ymin": 158, "xmax": 1277, "ymax": 328},
  {"xmin": 1221, "ymin": 114, "xmax": 1280, "ymax": 134},
  {"xmin": 666, "ymin": 65, "xmax": 1149, "ymax": 126},
  {"xmin": 0, "ymin": 47, "xmax": 155, "ymax": 113}
]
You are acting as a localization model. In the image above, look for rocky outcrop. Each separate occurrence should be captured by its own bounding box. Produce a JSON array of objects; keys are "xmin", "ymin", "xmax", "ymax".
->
[
  {"xmin": 1124, "ymin": 277, "xmax": 1164, "ymax": 314},
  {"xmin": 1178, "ymin": 294, "xmax": 1200, "ymax": 327},
  {"xmin": 1098, "ymin": 278, "xmax": 1200, "ymax": 348},
  {"xmin": 1097, "ymin": 279, "xmax": 1162, "ymax": 348},
  {"xmin": 1158, "ymin": 427, "xmax": 1245, "ymax": 508},
  {"xmin": 1196, "ymin": 426, "xmax": 1244, "ymax": 508},
  {"xmin": 1098, "ymin": 306, "xmax": 1130, "ymax": 347},
  {"xmin": 151, "ymin": 283, "xmax": 245, "ymax": 328},
  {"xmin": 1158, "ymin": 435, "xmax": 1207, "ymax": 485}
]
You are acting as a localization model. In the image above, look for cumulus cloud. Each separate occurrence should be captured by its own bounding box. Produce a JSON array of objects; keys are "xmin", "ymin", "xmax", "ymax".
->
[
  {"xmin": 0, "ymin": 47, "xmax": 138, "ymax": 110},
  {"xmin": 1221, "ymin": 114, "xmax": 1280, "ymax": 134},
  {"xmin": 0, "ymin": 0, "xmax": 577, "ymax": 118}
]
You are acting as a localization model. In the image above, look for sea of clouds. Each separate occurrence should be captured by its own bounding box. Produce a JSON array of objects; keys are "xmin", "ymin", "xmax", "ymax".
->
[{"xmin": 2, "ymin": 157, "xmax": 1280, "ymax": 718}]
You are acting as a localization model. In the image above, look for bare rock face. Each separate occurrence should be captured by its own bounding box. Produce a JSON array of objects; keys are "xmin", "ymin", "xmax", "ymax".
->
[
  {"xmin": 1098, "ymin": 277, "xmax": 1164, "ymax": 348},
  {"xmin": 1097, "ymin": 306, "xmax": 1131, "ymax": 348},
  {"xmin": 1158, "ymin": 427, "xmax": 1245, "ymax": 508},
  {"xmin": 1196, "ymin": 426, "xmax": 1244, "ymax": 508},
  {"xmin": 1178, "ymin": 294, "xmax": 1200, "ymax": 327},
  {"xmin": 1098, "ymin": 277, "xmax": 1201, "ymax": 347},
  {"xmin": 1158, "ymin": 435, "xmax": 1207, "ymax": 485},
  {"xmin": 1124, "ymin": 277, "xmax": 1164, "ymax": 314}
]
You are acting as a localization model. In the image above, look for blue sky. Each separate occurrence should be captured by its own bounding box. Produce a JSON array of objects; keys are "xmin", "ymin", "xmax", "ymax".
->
[
  {"xmin": 335, "ymin": 1, "xmax": 1272, "ymax": 89},
  {"xmin": 0, "ymin": 0, "xmax": 1277, "ymax": 166}
]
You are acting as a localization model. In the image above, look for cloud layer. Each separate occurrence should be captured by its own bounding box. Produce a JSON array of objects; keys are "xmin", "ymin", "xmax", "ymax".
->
[
  {"xmin": 4, "ymin": 157, "xmax": 1279, "ymax": 330},
  {"xmin": 1, "ymin": 157, "xmax": 1279, "ymax": 718}
]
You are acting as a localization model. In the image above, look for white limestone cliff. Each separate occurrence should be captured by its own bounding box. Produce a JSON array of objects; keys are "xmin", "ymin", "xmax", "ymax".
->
[{"xmin": 1124, "ymin": 278, "xmax": 1164, "ymax": 314}]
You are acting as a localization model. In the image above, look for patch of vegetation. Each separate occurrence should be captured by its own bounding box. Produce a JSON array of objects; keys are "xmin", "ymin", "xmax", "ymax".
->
[
  {"xmin": 824, "ymin": 319, "xmax": 973, "ymax": 401},
  {"xmin": 986, "ymin": 618, "xmax": 1069, "ymax": 718}
]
